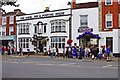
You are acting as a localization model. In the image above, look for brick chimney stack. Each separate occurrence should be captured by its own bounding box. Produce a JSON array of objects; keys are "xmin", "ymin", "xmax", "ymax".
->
[{"xmin": 72, "ymin": 0, "xmax": 76, "ymax": 9}]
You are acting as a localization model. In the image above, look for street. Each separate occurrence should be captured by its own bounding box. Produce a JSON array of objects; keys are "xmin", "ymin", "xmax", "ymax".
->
[{"xmin": 1, "ymin": 55, "xmax": 119, "ymax": 78}]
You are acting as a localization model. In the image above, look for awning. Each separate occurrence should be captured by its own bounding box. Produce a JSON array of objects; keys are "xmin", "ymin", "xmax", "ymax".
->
[
  {"xmin": 76, "ymin": 32, "xmax": 100, "ymax": 39},
  {"xmin": 0, "ymin": 35, "xmax": 16, "ymax": 41}
]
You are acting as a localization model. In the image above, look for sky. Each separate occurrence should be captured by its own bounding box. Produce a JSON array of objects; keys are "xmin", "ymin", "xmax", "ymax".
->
[{"xmin": 2, "ymin": 0, "xmax": 97, "ymax": 14}]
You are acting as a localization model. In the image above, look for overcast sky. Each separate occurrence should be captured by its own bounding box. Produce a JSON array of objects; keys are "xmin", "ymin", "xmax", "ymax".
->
[{"xmin": 2, "ymin": 0, "xmax": 97, "ymax": 14}]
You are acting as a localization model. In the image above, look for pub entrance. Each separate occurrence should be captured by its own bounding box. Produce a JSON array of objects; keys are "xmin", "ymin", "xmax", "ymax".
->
[{"xmin": 77, "ymin": 32, "xmax": 100, "ymax": 48}]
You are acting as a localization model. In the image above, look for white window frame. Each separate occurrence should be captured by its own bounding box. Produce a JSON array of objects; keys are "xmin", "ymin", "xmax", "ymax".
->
[
  {"xmin": 80, "ymin": 15, "xmax": 88, "ymax": 27},
  {"xmin": 119, "ymin": 0, "xmax": 120, "ymax": 4},
  {"xmin": 50, "ymin": 19, "xmax": 66, "ymax": 33},
  {"xmin": 105, "ymin": 14, "xmax": 113, "ymax": 28},
  {"xmin": 9, "ymin": 26, "xmax": 14, "ymax": 35},
  {"xmin": 2, "ymin": 17, "xmax": 6, "ymax": 25},
  {"xmin": 51, "ymin": 37, "xmax": 65, "ymax": 49},
  {"xmin": 18, "ymin": 38, "xmax": 29, "ymax": 49},
  {"xmin": 18, "ymin": 23, "xmax": 30, "ymax": 34},
  {"xmin": 10, "ymin": 16, "xmax": 14, "ymax": 24},
  {"xmin": 118, "ymin": 13, "xmax": 120, "ymax": 28},
  {"xmin": 105, "ymin": 0, "xmax": 113, "ymax": 5},
  {"xmin": 2, "ymin": 26, "xmax": 6, "ymax": 36}
]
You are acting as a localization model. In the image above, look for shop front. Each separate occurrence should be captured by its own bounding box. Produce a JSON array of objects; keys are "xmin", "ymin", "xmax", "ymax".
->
[{"xmin": 76, "ymin": 32, "xmax": 100, "ymax": 48}]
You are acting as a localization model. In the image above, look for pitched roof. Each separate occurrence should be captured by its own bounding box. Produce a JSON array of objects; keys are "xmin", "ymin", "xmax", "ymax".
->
[
  {"xmin": 2, "ymin": 9, "xmax": 26, "ymax": 16},
  {"xmin": 75, "ymin": 2, "xmax": 98, "ymax": 9}
]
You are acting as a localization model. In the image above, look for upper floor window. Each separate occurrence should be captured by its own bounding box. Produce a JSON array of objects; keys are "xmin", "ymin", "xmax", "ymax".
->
[
  {"xmin": 18, "ymin": 23, "xmax": 30, "ymax": 34},
  {"xmin": 10, "ymin": 16, "xmax": 14, "ymax": 24},
  {"xmin": 80, "ymin": 15, "xmax": 88, "ymax": 27},
  {"xmin": 2, "ymin": 17, "xmax": 6, "ymax": 25},
  {"xmin": 106, "ymin": 14, "xmax": 113, "ymax": 28},
  {"xmin": 9, "ymin": 26, "xmax": 14, "ymax": 35},
  {"xmin": 119, "ymin": 13, "xmax": 120, "ymax": 28},
  {"xmin": 1, "ymin": 26, "xmax": 6, "ymax": 36},
  {"xmin": 105, "ymin": 0, "xmax": 112, "ymax": 5},
  {"xmin": 50, "ymin": 19, "xmax": 66, "ymax": 33},
  {"xmin": 119, "ymin": 0, "xmax": 120, "ymax": 4}
]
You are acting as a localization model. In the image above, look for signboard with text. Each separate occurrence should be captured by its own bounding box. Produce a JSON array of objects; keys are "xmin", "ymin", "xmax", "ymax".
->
[{"xmin": 78, "ymin": 28, "xmax": 93, "ymax": 33}]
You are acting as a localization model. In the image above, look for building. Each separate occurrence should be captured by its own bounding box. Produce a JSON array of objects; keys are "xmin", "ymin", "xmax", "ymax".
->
[
  {"xmin": 98, "ymin": 0, "xmax": 120, "ymax": 55},
  {"xmin": 0, "ymin": 9, "xmax": 25, "ymax": 49},
  {"xmin": 15, "ymin": 0, "xmax": 120, "ymax": 55},
  {"xmin": 16, "ymin": 8, "xmax": 71, "ymax": 53},
  {"xmin": 72, "ymin": 2, "xmax": 99, "ymax": 48},
  {"xmin": 16, "ymin": 1, "xmax": 101, "ymax": 54}
]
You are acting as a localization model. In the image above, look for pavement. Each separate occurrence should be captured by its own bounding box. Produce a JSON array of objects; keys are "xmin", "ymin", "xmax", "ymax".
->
[{"xmin": 1, "ymin": 54, "xmax": 119, "ymax": 62}]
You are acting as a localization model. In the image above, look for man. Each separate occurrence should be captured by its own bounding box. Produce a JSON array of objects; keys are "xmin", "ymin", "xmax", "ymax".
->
[{"xmin": 106, "ymin": 45, "xmax": 111, "ymax": 61}]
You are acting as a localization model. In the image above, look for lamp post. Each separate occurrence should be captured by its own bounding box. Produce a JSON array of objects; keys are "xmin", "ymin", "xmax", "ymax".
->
[{"xmin": 67, "ymin": 2, "xmax": 72, "ymax": 45}]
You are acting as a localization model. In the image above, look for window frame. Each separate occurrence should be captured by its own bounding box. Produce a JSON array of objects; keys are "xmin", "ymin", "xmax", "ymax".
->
[
  {"xmin": 105, "ymin": 14, "xmax": 113, "ymax": 28},
  {"xmin": 18, "ymin": 23, "xmax": 30, "ymax": 34},
  {"xmin": 2, "ymin": 17, "xmax": 6, "ymax": 25},
  {"xmin": 10, "ymin": 16, "xmax": 14, "ymax": 24},
  {"xmin": 105, "ymin": 0, "xmax": 113, "ymax": 5},
  {"xmin": 51, "ymin": 37, "xmax": 65, "ymax": 49},
  {"xmin": 9, "ymin": 26, "xmax": 14, "ymax": 35},
  {"xmin": 18, "ymin": 38, "xmax": 29, "ymax": 49},
  {"xmin": 50, "ymin": 19, "xmax": 66, "ymax": 33},
  {"xmin": 80, "ymin": 15, "xmax": 88, "ymax": 27}
]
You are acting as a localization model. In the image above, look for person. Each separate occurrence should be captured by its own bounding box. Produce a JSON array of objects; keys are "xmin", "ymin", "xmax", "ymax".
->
[
  {"xmin": 12, "ymin": 47, "xmax": 15, "ymax": 55},
  {"xmin": 4, "ymin": 46, "xmax": 7, "ymax": 55},
  {"xmin": 98, "ymin": 46, "xmax": 103, "ymax": 60},
  {"xmin": 65, "ymin": 47, "xmax": 68, "ymax": 58},
  {"xmin": 7, "ymin": 46, "xmax": 10, "ymax": 55},
  {"xmin": 51, "ymin": 47, "xmax": 56, "ymax": 58},
  {"xmin": 78, "ymin": 46, "xmax": 84, "ymax": 60},
  {"xmin": 27, "ymin": 49, "xmax": 30, "ymax": 56},
  {"xmin": 48, "ymin": 46, "xmax": 51, "ymax": 56},
  {"xmin": 72, "ymin": 46, "xmax": 77, "ymax": 59},
  {"xmin": 68, "ymin": 46, "xmax": 72, "ymax": 58},
  {"xmin": 1, "ymin": 46, "xmax": 4, "ymax": 55},
  {"xmin": 62, "ymin": 48, "xmax": 66, "ymax": 58},
  {"xmin": 56, "ymin": 47, "xmax": 59, "ymax": 57},
  {"xmin": 19, "ymin": 47, "xmax": 23, "ymax": 56},
  {"xmin": 106, "ymin": 45, "xmax": 111, "ymax": 61}
]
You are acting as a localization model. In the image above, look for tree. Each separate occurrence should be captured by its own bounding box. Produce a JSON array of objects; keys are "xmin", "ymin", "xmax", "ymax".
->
[{"xmin": 0, "ymin": 0, "xmax": 19, "ymax": 13}]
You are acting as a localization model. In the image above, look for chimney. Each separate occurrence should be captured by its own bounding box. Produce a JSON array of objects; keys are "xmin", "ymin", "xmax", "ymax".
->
[
  {"xmin": 14, "ymin": 9, "xmax": 21, "ymax": 12},
  {"xmin": 72, "ymin": 0, "xmax": 76, "ymax": 9},
  {"xmin": 44, "ymin": 7, "xmax": 50, "ymax": 12}
]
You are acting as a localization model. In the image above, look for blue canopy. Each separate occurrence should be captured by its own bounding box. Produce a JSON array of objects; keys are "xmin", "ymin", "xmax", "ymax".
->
[{"xmin": 76, "ymin": 32, "xmax": 100, "ymax": 39}]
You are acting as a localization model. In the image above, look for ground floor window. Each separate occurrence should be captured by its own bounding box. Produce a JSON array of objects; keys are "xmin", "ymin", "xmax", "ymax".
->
[
  {"xmin": 51, "ymin": 37, "xmax": 65, "ymax": 49},
  {"xmin": 18, "ymin": 38, "xmax": 29, "ymax": 49}
]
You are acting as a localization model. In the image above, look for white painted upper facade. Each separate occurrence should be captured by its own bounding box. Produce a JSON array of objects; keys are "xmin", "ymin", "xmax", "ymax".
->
[
  {"xmin": 72, "ymin": 7, "xmax": 99, "ymax": 46},
  {"xmin": 16, "ymin": 9, "xmax": 71, "ymax": 53}
]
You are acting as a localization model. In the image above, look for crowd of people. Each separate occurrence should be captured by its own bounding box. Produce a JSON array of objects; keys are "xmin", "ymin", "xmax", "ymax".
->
[
  {"xmin": 47, "ymin": 45, "xmax": 113, "ymax": 61},
  {"xmin": 0, "ymin": 45, "xmax": 16, "ymax": 55}
]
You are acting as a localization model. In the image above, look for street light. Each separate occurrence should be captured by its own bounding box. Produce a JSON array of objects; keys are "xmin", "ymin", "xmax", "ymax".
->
[{"xmin": 67, "ymin": 2, "xmax": 72, "ymax": 45}]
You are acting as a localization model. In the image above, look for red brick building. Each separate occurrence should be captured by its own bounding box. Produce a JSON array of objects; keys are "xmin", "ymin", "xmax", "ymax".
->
[
  {"xmin": 99, "ymin": 0, "xmax": 120, "ymax": 55},
  {"xmin": 0, "ymin": 9, "xmax": 25, "ymax": 48}
]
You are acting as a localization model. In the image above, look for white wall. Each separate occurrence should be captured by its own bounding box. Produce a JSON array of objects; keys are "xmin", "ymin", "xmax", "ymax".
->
[
  {"xmin": 16, "ymin": 9, "xmax": 70, "ymax": 53},
  {"xmin": 72, "ymin": 8, "xmax": 99, "ymax": 46},
  {"xmin": 99, "ymin": 29, "xmax": 119, "ymax": 54}
]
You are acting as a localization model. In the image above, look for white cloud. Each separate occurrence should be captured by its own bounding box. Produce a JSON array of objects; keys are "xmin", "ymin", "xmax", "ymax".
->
[{"xmin": 2, "ymin": 0, "xmax": 97, "ymax": 14}]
